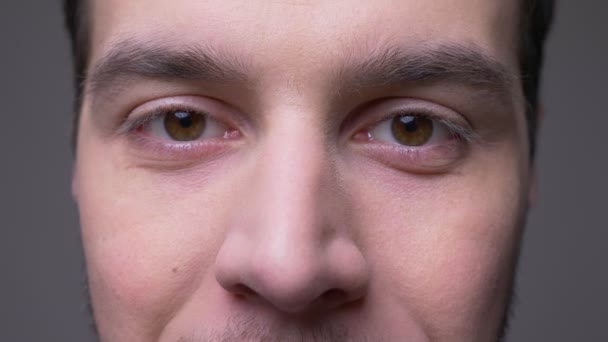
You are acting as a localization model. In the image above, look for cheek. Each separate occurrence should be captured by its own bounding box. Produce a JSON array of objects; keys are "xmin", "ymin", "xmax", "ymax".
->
[
  {"xmin": 410, "ymin": 202, "xmax": 521, "ymax": 336},
  {"xmin": 74, "ymin": 135, "xmax": 233, "ymax": 337},
  {"xmin": 347, "ymin": 155, "xmax": 527, "ymax": 339}
]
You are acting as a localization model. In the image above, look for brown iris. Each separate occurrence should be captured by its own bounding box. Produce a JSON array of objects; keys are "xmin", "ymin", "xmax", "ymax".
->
[
  {"xmin": 391, "ymin": 115, "xmax": 434, "ymax": 146},
  {"xmin": 163, "ymin": 111, "xmax": 206, "ymax": 141}
]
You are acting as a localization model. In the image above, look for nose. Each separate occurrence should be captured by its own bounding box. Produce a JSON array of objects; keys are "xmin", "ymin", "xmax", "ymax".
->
[{"xmin": 214, "ymin": 124, "xmax": 369, "ymax": 314}]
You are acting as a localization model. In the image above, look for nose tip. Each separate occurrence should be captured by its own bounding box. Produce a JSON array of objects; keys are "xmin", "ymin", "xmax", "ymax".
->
[
  {"xmin": 215, "ymin": 237, "xmax": 369, "ymax": 314},
  {"xmin": 229, "ymin": 267, "xmax": 343, "ymax": 314},
  {"xmin": 213, "ymin": 126, "xmax": 369, "ymax": 315}
]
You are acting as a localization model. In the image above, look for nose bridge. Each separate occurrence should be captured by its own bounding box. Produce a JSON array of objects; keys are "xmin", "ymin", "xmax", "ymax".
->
[
  {"xmin": 213, "ymin": 106, "xmax": 370, "ymax": 314},
  {"xmin": 244, "ymin": 111, "xmax": 332, "ymax": 305},
  {"xmin": 253, "ymin": 111, "xmax": 330, "ymax": 243}
]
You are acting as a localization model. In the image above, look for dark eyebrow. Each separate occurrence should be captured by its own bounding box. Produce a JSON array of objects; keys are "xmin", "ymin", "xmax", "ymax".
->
[
  {"xmin": 85, "ymin": 39, "xmax": 249, "ymax": 100},
  {"xmin": 86, "ymin": 39, "xmax": 516, "ymax": 108},
  {"xmin": 337, "ymin": 43, "xmax": 517, "ymax": 104}
]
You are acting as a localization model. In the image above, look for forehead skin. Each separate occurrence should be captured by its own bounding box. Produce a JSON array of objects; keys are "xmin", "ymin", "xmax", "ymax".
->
[
  {"xmin": 76, "ymin": 1, "xmax": 529, "ymax": 341},
  {"xmin": 89, "ymin": 0, "xmax": 521, "ymax": 79}
]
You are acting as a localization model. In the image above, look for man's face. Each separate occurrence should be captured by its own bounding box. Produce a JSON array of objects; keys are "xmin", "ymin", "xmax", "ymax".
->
[{"xmin": 73, "ymin": 0, "xmax": 530, "ymax": 341}]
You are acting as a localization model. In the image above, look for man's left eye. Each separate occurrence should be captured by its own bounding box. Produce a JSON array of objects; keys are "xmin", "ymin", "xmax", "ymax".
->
[{"xmin": 368, "ymin": 114, "xmax": 454, "ymax": 146}]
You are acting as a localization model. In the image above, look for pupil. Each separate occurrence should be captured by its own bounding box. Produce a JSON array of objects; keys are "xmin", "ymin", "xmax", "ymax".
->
[
  {"xmin": 164, "ymin": 110, "xmax": 206, "ymax": 141},
  {"xmin": 401, "ymin": 116, "xmax": 418, "ymax": 132},
  {"xmin": 175, "ymin": 112, "xmax": 193, "ymax": 128},
  {"xmin": 391, "ymin": 114, "xmax": 433, "ymax": 146}
]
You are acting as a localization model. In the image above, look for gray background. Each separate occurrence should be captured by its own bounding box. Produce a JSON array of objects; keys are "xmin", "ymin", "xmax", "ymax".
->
[{"xmin": 1, "ymin": 1, "xmax": 606, "ymax": 341}]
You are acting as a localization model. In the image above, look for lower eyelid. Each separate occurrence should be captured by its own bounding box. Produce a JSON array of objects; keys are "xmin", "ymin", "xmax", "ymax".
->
[
  {"xmin": 352, "ymin": 139, "xmax": 467, "ymax": 173},
  {"xmin": 120, "ymin": 111, "xmax": 242, "ymax": 164},
  {"xmin": 125, "ymin": 132, "xmax": 239, "ymax": 163}
]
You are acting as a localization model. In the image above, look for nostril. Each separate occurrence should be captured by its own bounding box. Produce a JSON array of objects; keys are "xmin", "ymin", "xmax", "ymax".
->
[
  {"xmin": 320, "ymin": 288, "xmax": 348, "ymax": 304},
  {"xmin": 231, "ymin": 283, "xmax": 256, "ymax": 298}
]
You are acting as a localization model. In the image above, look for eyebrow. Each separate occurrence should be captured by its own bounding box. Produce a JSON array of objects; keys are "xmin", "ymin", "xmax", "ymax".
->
[
  {"xmin": 85, "ymin": 39, "xmax": 249, "ymax": 100},
  {"xmin": 85, "ymin": 39, "xmax": 516, "ymax": 106},
  {"xmin": 336, "ymin": 42, "xmax": 516, "ymax": 103}
]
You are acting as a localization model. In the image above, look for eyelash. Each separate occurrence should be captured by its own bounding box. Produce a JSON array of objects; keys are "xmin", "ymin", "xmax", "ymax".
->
[
  {"xmin": 123, "ymin": 104, "xmax": 197, "ymax": 133},
  {"xmin": 120, "ymin": 104, "xmax": 239, "ymax": 159},
  {"xmin": 362, "ymin": 109, "xmax": 475, "ymax": 143},
  {"xmin": 347, "ymin": 103, "xmax": 478, "ymax": 171},
  {"xmin": 119, "ymin": 98, "xmax": 475, "ymax": 171}
]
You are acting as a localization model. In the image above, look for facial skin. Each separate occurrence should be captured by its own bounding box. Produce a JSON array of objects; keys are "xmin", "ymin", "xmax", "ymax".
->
[{"xmin": 72, "ymin": 0, "xmax": 532, "ymax": 341}]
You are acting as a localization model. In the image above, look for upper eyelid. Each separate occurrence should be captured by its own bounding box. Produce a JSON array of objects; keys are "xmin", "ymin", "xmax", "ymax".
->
[
  {"xmin": 119, "ymin": 103, "xmax": 227, "ymax": 136},
  {"xmin": 364, "ymin": 107, "xmax": 477, "ymax": 142}
]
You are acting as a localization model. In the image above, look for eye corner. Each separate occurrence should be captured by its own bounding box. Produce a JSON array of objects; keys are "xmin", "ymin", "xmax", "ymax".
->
[
  {"xmin": 117, "ymin": 98, "xmax": 245, "ymax": 162},
  {"xmin": 347, "ymin": 102, "xmax": 473, "ymax": 172}
]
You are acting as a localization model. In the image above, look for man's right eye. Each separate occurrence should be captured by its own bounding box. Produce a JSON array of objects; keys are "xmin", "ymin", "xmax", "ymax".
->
[
  {"xmin": 160, "ymin": 110, "xmax": 207, "ymax": 141},
  {"xmin": 135, "ymin": 107, "xmax": 233, "ymax": 143},
  {"xmin": 119, "ymin": 98, "xmax": 245, "ymax": 162}
]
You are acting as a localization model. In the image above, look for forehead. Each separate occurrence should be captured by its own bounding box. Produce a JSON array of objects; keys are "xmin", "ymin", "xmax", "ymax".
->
[{"xmin": 89, "ymin": 0, "xmax": 521, "ymax": 70}]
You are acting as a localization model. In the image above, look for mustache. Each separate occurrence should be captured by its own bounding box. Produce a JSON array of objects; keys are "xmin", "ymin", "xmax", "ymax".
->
[
  {"xmin": 83, "ymin": 270, "xmax": 367, "ymax": 342},
  {"xmin": 177, "ymin": 315, "xmax": 371, "ymax": 342}
]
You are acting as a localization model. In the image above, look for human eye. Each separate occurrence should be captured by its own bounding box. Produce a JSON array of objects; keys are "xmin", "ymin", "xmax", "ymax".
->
[
  {"xmin": 367, "ymin": 114, "xmax": 454, "ymax": 147},
  {"xmin": 139, "ymin": 108, "xmax": 230, "ymax": 142},
  {"xmin": 351, "ymin": 99, "xmax": 476, "ymax": 173},
  {"xmin": 121, "ymin": 96, "xmax": 242, "ymax": 162}
]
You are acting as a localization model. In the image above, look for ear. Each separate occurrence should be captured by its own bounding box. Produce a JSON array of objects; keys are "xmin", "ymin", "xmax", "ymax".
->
[{"xmin": 528, "ymin": 104, "xmax": 544, "ymax": 208}]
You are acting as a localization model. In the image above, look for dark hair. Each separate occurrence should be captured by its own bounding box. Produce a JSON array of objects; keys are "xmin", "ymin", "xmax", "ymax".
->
[
  {"xmin": 63, "ymin": 0, "xmax": 89, "ymax": 149},
  {"xmin": 519, "ymin": 0, "xmax": 555, "ymax": 158},
  {"xmin": 63, "ymin": 0, "xmax": 554, "ymax": 157}
]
